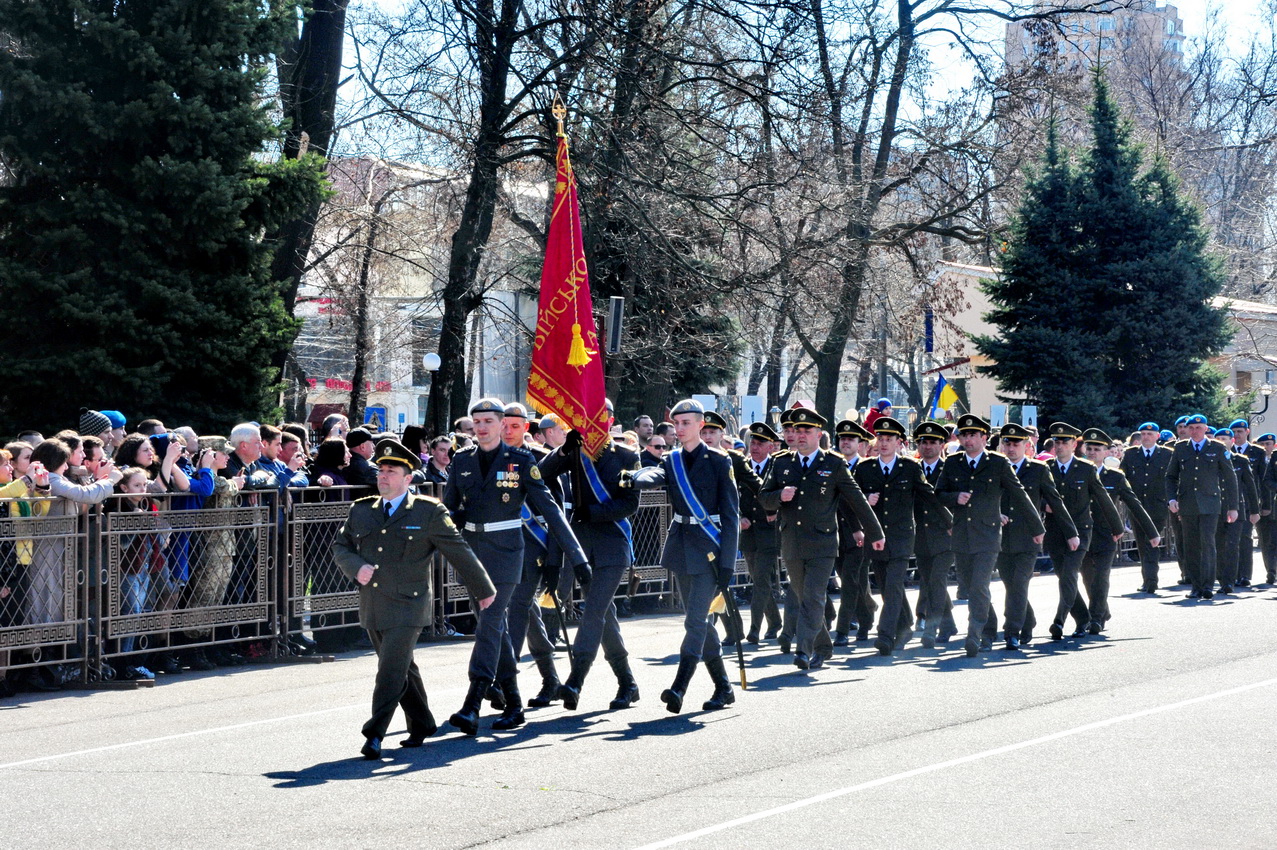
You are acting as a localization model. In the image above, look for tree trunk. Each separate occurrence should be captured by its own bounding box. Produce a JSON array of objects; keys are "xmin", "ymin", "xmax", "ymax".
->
[
  {"xmin": 347, "ymin": 218, "xmax": 379, "ymax": 425},
  {"xmin": 269, "ymin": 0, "xmax": 349, "ymax": 365}
]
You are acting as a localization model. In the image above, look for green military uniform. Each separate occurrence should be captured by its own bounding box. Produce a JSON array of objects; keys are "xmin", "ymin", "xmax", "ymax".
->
[
  {"xmin": 1165, "ymin": 414, "xmax": 1239, "ymax": 599},
  {"xmin": 760, "ymin": 408, "xmax": 883, "ymax": 668},
  {"xmin": 853, "ymin": 416, "xmax": 950, "ymax": 656},
  {"xmin": 333, "ymin": 440, "xmax": 494, "ymax": 756}
]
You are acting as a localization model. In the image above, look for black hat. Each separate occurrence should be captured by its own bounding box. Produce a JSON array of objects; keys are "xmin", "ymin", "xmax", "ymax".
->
[
  {"xmin": 1082, "ymin": 427, "xmax": 1112, "ymax": 446},
  {"xmin": 955, "ymin": 414, "xmax": 990, "ymax": 434},
  {"xmin": 702, "ymin": 410, "xmax": 728, "ymax": 430},
  {"xmin": 748, "ymin": 422, "xmax": 780, "ymax": 443},
  {"xmin": 914, "ymin": 421, "xmax": 948, "ymax": 441},
  {"xmin": 346, "ymin": 427, "xmax": 374, "ymax": 448},
  {"xmin": 779, "ymin": 408, "xmax": 796, "ymax": 427},
  {"xmin": 999, "ymin": 422, "xmax": 1032, "ymax": 440},
  {"xmin": 670, "ymin": 398, "xmax": 705, "ymax": 417},
  {"xmin": 374, "ymin": 438, "xmax": 421, "ymax": 471},
  {"xmin": 836, "ymin": 419, "xmax": 873, "ymax": 441},
  {"xmin": 502, "ymin": 402, "xmax": 529, "ymax": 419},
  {"xmin": 789, "ymin": 407, "xmax": 827, "ymax": 428},
  {"xmin": 470, "ymin": 398, "xmax": 506, "ymax": 416},
  {"xmin": 872, "ymin": 416, "xmax": 906, "ymax": 438},
  {"xmin": 1049, "ymin": 421, "xmax": 1082, "ymax": 440}
]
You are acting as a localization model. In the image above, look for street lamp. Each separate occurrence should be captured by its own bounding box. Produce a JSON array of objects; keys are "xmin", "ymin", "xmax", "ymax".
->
[
  {"xmin": 422, "ymin": 353, "xmax": 441, "ymax": 373},
  {"xmin": 769, "ymin": 406, "xmax": 780, "ymax": 426},
  {"xmin": 1224, "ymin": 382, "xmax": 1273, "ymax": 417}
]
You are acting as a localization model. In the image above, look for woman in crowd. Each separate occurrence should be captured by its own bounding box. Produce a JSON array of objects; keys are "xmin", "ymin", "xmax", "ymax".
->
[
  {"xmin": 183, "ymin": 438, "xmax": 244, "ymax": 668},
  {"xmin": 105, "ymin": 467, "xmax": 164, "ymax": 680},
  {"xmin": 0, "ymin": 447, "xmax": 47, "ymax": 695}
]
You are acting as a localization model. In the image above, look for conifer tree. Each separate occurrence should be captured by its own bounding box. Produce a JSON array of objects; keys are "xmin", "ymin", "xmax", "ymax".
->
[
  {"xmin": 976, "ymin": 72, "xmax": 1229, "ymax": 431},
  {"xmin": 0, "ymin": 0, "xmax": 328, "ymax": 434}
]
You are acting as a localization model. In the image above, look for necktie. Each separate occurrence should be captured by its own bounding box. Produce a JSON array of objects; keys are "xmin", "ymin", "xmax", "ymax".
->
[
  {"xmin": 1146, "ymin": 449, "xmax": 1152, "ymax": 458},
  {"xmin": 802, "ymin": 455, "xmax": 810, "ymax": 470},
  {"xmin": 756, "ymin": 463, "xmax": 764, "ymax": 477},
  {"xmin": 969, "ymin": 458, "xmax": 977, "ymax": 471},
  {"xmin": 384, "ymin": 502, "xmax": 393, "ymax": 519},
  {"xmin": 881, "ymin": 463, "xmax": 890, "ymax": 477},
  {"xmin": 1195, "ymin": 442, "xmax": 1202, "ymax": 452}
]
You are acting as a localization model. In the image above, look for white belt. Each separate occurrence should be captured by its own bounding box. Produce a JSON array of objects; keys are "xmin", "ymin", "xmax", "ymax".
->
[
  {"xmin": 563, "ymin": 501, "xmax": 574, "ymax": 511},
  {"xmin": 673, "ymin": 513, "xmax": 720, "ymax": 525},
  {"xmin": 464, "ymin": 519, "xmax": 524, "ymax": 532}
]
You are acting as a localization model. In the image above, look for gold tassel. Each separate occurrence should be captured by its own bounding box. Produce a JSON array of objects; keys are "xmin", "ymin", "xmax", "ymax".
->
[
  {"xmin": 537, "ymin": 591, "xmax": 557, "ymax": 609},
  {"xmin": 567, "ymin": 322, "xmax": 592, "ymax": 367},
  {"xmin": 709, "ymin": 592, "xmax": 727, "ymax": 614}
]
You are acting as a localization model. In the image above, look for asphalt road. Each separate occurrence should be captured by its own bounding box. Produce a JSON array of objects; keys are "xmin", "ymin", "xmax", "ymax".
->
[{"xmin": 4, "ymin": 560, "xmax": 1277, "ymax": 849}]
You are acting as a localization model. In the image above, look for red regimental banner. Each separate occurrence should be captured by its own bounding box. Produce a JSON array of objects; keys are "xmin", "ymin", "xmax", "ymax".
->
[{"xmin": 526, "ymin": 136, "xmax": 609, "ymax": 458}]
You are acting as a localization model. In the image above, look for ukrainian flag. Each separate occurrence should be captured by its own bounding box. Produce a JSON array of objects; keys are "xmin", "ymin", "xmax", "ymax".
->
[{"xmin": 931, "ymin": 375, "xmax": 959, "ymax": 419}]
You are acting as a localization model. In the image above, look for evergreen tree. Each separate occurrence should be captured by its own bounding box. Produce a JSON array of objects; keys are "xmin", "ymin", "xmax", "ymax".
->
[
  {"xmin": 0, "ymin": 1, "xmax": 328, "ymax": 435},
  {"xmin": 976, "ymin": 72, "xmax": 1230, "ymax": 431}
]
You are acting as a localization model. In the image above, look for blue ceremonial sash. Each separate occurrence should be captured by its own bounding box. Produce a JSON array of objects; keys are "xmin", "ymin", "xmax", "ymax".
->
[
  {"xmin": 520, "ymin": 503, "xmax": 548, "ymax": 547},
  {"xmin": 670, "ymin": 447, "xmax": 721, "ymax": 548},
  {"xmin": 581, "ymin": 454, "xmax": 634, "ymax": 561}
]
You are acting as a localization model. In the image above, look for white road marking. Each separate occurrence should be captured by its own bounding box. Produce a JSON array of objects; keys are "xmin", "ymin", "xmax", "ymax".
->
[
  {"xmin": 636, "ymin": 675, "xmax": 1277, "ymax": 849},
  {"xmin": 0, "ymin": 703, "xmax": 362, "ymax": 770}
]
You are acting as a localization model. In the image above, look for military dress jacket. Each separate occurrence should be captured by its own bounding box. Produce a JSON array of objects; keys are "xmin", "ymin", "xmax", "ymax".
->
[
  {"xmin": 935, "ymin": 451, "xmax": 1042, "ymax": 555},
  {"xmin": 1045, "ymin": 456, "xmax": 1121, "ymax": 553},
  {"xmin": 1090, "ymin": 466, "xmax": 1160, "ymax": 558},
  {"xmin": 1165, "ymin": 439, "xmax": 1239, "ymax": 516},
  {"xmin": 443, "ymin": 442, "xmax": 586, "ymax": 585},
  {"xmin": 540, "ymin": 440, "xmax": 641, "ymax": 569},
  {"xmin": 1120, "ymin": 444, "xmax": 1173, "ymax": 520},
  {"xmin": 1003, "ymin": 458, "xmax": 1074, "ymax": 555},
  {"xmin": 759, "ymin": 448, "xmax": 884, "ymax": 562},
  {"xmin": 914, "ymin": 458, "xmax": 953, "ymax": 558},
  {"xmin": 630, "ymin": 442, "xmax": 740, "ymax": 576},
  {"xmin": 333, "ymin": 493, "xmax": 495, "ymax": 631},
  {"xmin": 853, "ymin": 455, "xmax": 950, "ymax": 562},
  {"xmin": 740, "ymin": 454, "xmax": 778, "ymax": 553},
  {"xmin": 1230, "ymin": 452, "xmax": 1260, "ymax": 516}
]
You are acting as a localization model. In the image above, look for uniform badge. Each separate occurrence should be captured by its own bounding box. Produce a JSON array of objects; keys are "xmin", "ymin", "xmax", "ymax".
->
[
  {"xmin": 443, "ymin": 515, "xmax": 456, "ymax": 529},
  {"xmin": 530, "ymin": 465, "xmax": 541, "ymax": 480},
  {"xmin": 502, "ymin": 493, "xmax": 511, "ymax": 503},
  {"xmin": 707, "ymin": 552, "xmax": 716, "ymax": 562},
  {"xmin": 460, "ymin": 470, "xmax": 472, "ymax": 477}
]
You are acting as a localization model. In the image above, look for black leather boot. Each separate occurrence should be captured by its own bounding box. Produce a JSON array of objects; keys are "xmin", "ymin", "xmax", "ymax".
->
[
  {"xmin": 555, "ymin": 653, "xmax": 593, "ymax": 710},
  {"xmin": 526, "ymin": 656, "xmax": 561, "ymax": 708},
  {"xmin": 449, "ymin": 677, "xmax": 491, "ymax": 736},
  {"xmin": 701, "ymin": 656, "xmax": 736, "ymax": 710},
  {"xmin": 491, "ymin": 676, "xmax": 525, "ymax": 730},
  {"xmin": 607, "ymin": 656, "xmax": 640, "ymax": 709},
  {"xmin": 660, "ymin": 655, "xmax": 700, "ymax": 714}
]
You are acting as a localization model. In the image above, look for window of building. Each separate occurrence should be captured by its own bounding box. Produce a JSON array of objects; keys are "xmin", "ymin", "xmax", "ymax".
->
[
  {"xmin": 1166, "ymin": 18, "xmax": 1176, "ymax": 36},
  {"xmin": 1099, "ymin": 18, "xmax": 1115, "ymax": 31},
  {"xmin": 1099, "ymin": 37, "xmax": 1114, "ymax": 50}
]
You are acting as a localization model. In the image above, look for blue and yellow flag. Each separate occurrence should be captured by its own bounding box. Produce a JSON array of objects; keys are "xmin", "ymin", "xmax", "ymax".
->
[{"xmin": 930, "ymin": 375, "xmax": 959, "ymax": 419}]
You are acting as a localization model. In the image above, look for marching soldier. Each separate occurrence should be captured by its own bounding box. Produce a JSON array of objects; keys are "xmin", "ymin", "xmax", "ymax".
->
[
  {"xmin": 739, "ymin": 422, "xmax": 784, "ymax": 644},
  {"xmin": 1120, "ymin": 422, "xmax": 1173, "ymax": 593},
  {"xmin": 540, "ymin": 406, "xmax": 644, "ymax": 712},
  {"xmin": 1042, "ymin": 422, "xmax": 1122, "ymax": 640},
  {"xmin": 626, "ymin": 399, "xmax": 740, "ymax": 713},
  {"xmin": 332, "ymin": 439, "xmax": 496, "ymax": 760},
  {"xmin": 497, "ymin": 404, "xmax": 564, "ymax": 713},
  {"xmin": 443, "ymin": 399, "xmax": 590, "ymax": 735},
  {"xmin": 1258, "ymin": 433, "xmax": 1277, "ymax": 584},
  {"xmin": 701, "ymin": 410, "xmax": 763, "ymax": 647},
  {"xmin": 1228, "ymin": 419, "xmax": 1264, "ymax": 587},
  {"xmin": 1166, "ymin": 413, "xmax": 1238, "ymax": 600},
  {"xmin": 935, "ymin": 414, "xmax": 1042, "ymax": 657},
  {"xmin": 913, "ymin": 421, "xmax": 959, "ymax": 648},
  {"xmin": 990, "ymin": 423, "xmax": 1074, "ymax": 650},
  {"xmin": 854, "ymin": 416, "xmax": 950, "ymax": 656},
  {"xmin": 1213, "ymin": 428, "xmax": 1258, "ymax": 595},
  {"xmin": 760, "ymin": 407, "xmax": 884, "ymax": 670},
  {"xmin": 832, "ymin": 419, "xmax": 878, "ymax": 645},
  {"xmin": 1079, "ymin": 429, "xmax": 1160, "ymax": 633}
]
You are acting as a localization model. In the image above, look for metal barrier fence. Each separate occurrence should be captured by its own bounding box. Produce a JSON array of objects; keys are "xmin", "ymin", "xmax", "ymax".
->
[
  {"xmin": 0, "ymin": 500, "xmax": 89, "ymax": 679},
  {"xmin": 0, "ymin": 485, "xmax": 696, "ymax": 688}
]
